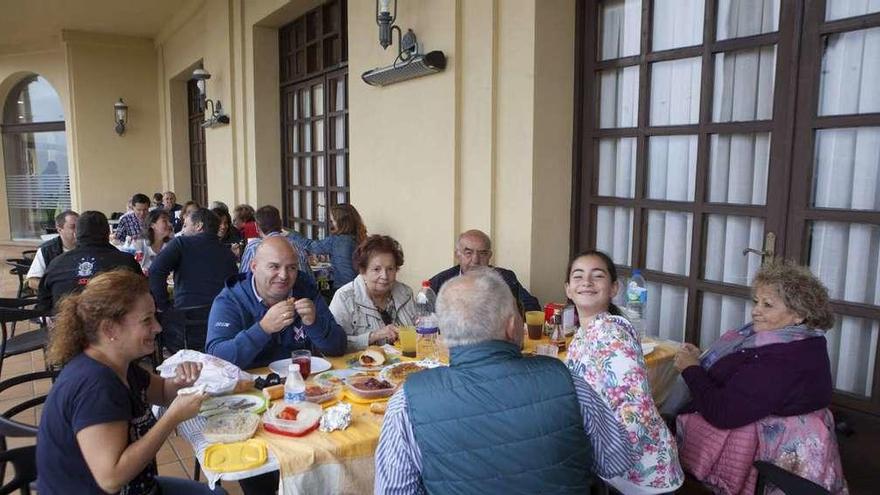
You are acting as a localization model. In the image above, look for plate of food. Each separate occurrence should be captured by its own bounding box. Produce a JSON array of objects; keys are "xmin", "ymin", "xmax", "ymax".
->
[
  {"xmin": 268, "ymin": 356, "xmax": 333, "ymax": 377},
  {"xmin": 346, "ymin": 346, "xmax": 400, "ymax": 371},
  {"xmin": 379, "ymin": 360, "xmax": 444, "ymax": 385},
  {"xmin": 200, "ymin": 394, "xmax": 268, "ymax": 417},
  {"xmin": 314, "ymin": 369, "xmax": 373, "ymax": 386},
  {"xmin": 344, "ymin": 376, "xmax": 398, "ymax": 402},
  {"xmin": 304, "ymin": 381, "xmax": 343, "ymax": 404},
  {"xmin": 202, "ymin": 412, "xmax": 261, "ymax": 443}
]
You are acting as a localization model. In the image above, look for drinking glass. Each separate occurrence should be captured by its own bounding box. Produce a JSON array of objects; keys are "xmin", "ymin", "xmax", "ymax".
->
[{"xmin": 291, "ymin": 349, "xmax": 311, "ymax": 379}]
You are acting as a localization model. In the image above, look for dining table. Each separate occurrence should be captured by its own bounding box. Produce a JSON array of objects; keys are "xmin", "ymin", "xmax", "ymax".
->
[{"xmin": 174, "ymin": 334, "xmax": 681, "ymax": 494}]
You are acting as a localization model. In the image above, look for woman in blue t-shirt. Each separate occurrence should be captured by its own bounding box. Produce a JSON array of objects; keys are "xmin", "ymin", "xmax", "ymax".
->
[
  {"xmin": 288, "ymin": 203, "xmax": 367, "ymax": 290},
  {"xmin": 37, "ymin": 270, "xmax": 225, "ymax": 495}
]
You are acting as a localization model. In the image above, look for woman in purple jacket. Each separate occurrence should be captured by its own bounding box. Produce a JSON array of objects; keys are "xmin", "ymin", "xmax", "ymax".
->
[{"xmin": 673, "ymin": 260, "xmax": 847, "ymax": 493}]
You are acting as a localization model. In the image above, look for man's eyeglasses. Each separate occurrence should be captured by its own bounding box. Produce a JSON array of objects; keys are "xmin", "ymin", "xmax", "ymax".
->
[{"xmin": 461, "ymin": 249, "xmax": 491, "ymax": 258}]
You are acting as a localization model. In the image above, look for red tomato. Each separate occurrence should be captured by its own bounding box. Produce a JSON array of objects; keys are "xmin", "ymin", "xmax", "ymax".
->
[{"xmin": 277, "ymin": 406, "xmax": 299, "ymax": 421}]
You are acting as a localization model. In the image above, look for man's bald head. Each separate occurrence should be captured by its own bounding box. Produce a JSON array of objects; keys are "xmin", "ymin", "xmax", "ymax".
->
[
  {"xmin": 455, "ymin": 229, "xmax": 493, "ymax": 274},
  {"xmin": 251, "ymin": 236, "xmax": 300, "ymax": 305},
  {"xmin": 437, "ymin": 268, "xmax": 520, "ymax": 347}
]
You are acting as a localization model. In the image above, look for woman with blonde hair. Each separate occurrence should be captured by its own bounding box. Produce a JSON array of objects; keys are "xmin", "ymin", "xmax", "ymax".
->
[
  {"xmin": 37, "ymin": 270, "xmax": 224, "ymax": 495},
  {"xmin": 673, "ymin": 260, "xmax": 847, "ymax": 494}
]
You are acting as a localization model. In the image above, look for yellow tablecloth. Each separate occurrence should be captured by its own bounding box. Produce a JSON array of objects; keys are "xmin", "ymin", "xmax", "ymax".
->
[
  {"xmin": 242, "ymin": 338, "xmax": 679, "ymax": 493},
  {"xmin": 248, "ymin": 355, "xmax": 384, "ymax": 494}
]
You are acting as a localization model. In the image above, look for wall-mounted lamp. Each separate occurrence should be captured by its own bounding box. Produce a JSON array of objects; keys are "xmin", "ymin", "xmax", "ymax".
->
[
  {"xmin": 191, "ymin": 68, "xmax": 230, "ymax": 128},
  {"xmin": 363, "ymin": 0, "xmax": 447, "ymax": 87},
  {"xmin": 113, "ymin": 98, "xmax": 128, "ymax": 136}
]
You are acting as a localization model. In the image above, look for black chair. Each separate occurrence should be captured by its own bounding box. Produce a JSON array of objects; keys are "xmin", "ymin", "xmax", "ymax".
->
[
  {"xmin": 4, "ymin": 262, "xmax": 33, "ymax": 300},
  {"xmin": 159, "ymin": 304, "xmax": 212, "ymax": 357},
  {"xmin": 753, "ymin": 460, "xmax": 830, "ymax": 495},
  {"xmin": 0, "ymin": 369, "xmax": 58, "ymax": 494},
  {"xmin": 0, "ymin": 304, "xmax": 50, "ymax": 380}
]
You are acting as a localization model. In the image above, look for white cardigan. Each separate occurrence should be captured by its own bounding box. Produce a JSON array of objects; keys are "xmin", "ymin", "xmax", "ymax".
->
[{"xmin": 329, "ymin": 274, "xmax": 416, "ymax": 351}]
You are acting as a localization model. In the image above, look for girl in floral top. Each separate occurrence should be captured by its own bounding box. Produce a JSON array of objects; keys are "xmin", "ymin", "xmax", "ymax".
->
[{"xmin": 564, "ymin": 251, "xmax": 683, "ymax": 494}]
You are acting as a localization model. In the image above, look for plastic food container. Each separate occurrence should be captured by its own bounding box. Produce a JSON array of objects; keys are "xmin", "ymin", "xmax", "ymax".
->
[
  {"xmin": 202, "ymin": 412, "xmax": 260, "ymax": 444},
  {"xmin": 344, "ymin": 376, "xmax": 397, "ymax": 401},
  {"xmin": 304, "ymin": 381, "xmax": 342, "ymax": 404},
  {"xmin": 261, "ymin": 402, "xmax": 323, "ymax": 437},
  {"xmin": 203, "ymin": 439, "xmax": 267, "ymax": 472}
]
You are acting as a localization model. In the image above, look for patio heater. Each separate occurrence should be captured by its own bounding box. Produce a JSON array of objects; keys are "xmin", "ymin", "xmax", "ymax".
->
[{"xmin": 362, "ymin": 0, "xmax": 447, "ymax": 87}]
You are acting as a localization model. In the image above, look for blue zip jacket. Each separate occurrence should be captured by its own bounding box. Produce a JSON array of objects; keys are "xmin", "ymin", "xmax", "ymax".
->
[
  {"xmin": 206, "ymin": 272, "xmax": 347, "ymax": 369},
  {"xmin": 287, "ymin": 231, "xmax": 357, "ymax": 290}
]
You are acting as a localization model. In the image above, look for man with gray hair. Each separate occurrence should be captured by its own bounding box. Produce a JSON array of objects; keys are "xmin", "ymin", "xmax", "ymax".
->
[
  {"xmin": 427, "ymin": 229, "xmax": 541, "ymax": 311},
  {"xmin": 375, "ymin": 268, "xmax": 634, "ymax": 494}
]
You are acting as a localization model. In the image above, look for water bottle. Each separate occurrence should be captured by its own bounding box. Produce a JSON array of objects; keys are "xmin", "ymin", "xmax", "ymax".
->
[
  {"xmin": 414, "ymin": 280, "xmax": 436, "ymax": 325},
  {"xmin": 625, "ymin": 269, "xmax": 648, "ymax": 337},
  {"xmin": 416, "ymin": 313, "xmax": 440, "ymax": 362},
  {"xmin": 284, "ymin": 364, "xmax": 306, "ymax": 404}
]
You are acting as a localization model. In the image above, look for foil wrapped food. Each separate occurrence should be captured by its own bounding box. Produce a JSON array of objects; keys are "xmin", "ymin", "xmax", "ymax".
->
[{"xmin": 319, "ymin": 402, "xmax": 352, "ymax": 432}]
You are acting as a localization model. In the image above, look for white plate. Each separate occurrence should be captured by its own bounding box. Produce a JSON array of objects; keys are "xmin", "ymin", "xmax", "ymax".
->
[
  {"xmin": 268, "ymin": 356, "xmax": 332, "ymax": 377},
  {"xmin": 641, "ymin": 342, "xmax": 658, "ymax": 355},
  {"xmin": 379, "ymin": 360, "xmax": 445, "ymax": 384}
]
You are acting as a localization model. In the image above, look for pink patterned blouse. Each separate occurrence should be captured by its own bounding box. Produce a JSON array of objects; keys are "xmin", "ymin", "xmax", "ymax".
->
[{"xmin": 566, "ymin": 312, "xmax": 684, "ymax": 492}]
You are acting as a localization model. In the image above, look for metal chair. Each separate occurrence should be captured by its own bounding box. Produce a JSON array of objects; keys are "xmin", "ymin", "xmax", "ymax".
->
[
  {"xmin": 4, "ymin": 262, "xmax": 33, "ymax": 300},
  {"xmin": 0, "ymin": 303, "xmax": 50, "ymax": 380},
  {"xmin": 0, "ymin": 369, "xmax": 58, "ymax": 493},
  {"xmin": 753, "ymin": 460, "xmax": 831, "ymax": 495},
  {"xmin": 158, "ymin": 304, "xmax": 212, "ymax": 357}
]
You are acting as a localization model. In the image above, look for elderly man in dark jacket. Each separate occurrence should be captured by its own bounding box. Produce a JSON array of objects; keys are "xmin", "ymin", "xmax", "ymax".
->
[
  {"xmin": 428, "ymin": 229, "xmax": 541, "ymax": 311},
  {"xmin": 38, "ymin": 211, "xmax": 141, "ymax": 312}
]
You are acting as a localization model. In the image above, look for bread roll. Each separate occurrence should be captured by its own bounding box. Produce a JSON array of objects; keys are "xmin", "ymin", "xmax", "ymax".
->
[
  {"xmin": 370, "ymin": 402, "xmax": 387, "ymax": 414},
  {"xmin": 262, "ymin": 384, "xmax": 285, "ymax": 401},
  {"xmin": 359, "ymin": 347, "xmax": 386, "ymax": 366}
]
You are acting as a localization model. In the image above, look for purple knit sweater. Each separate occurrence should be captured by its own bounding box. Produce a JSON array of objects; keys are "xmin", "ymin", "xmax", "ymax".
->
[{"xmin": 681, "ymin": 337, "xmax": 832, "ymax": 429}]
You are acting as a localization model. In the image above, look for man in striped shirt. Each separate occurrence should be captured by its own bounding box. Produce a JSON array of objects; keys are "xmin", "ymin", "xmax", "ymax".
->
[{"xmin": 374, "ymin": 269, "xmax": 635, "ymax": 494}]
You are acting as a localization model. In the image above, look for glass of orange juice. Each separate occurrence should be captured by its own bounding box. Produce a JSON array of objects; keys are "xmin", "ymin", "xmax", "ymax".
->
[{"xmin": 399, "ymin": 326, "xmax": 417, "ymax": 358}]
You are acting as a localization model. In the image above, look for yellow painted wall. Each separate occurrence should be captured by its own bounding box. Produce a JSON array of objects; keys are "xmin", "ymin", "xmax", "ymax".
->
[
  {"xmin": 62, "ymin": 31, "xmax": 162, "ymax": 216},
  {"xmin": 348, "ymin": 0, "xmax": 575, "ymax": 304},
  {"xmin": 0, "ymin": 46, "xmax": 70, "ymax": 240}
]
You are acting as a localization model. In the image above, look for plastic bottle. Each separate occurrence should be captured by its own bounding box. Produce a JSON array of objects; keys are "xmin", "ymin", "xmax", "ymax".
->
[
  {"xmin": 549, "ymin": 307, "xmax": 566, "ymax": 351},
  {"xmin": 416, "ymin": 313, "xmax": 440, "ymax": 362},
  {"xmin": 625, "ymin": 269, "xmax": 648, "ymax": 336},
  {"xmin": 414, "ymin": 280, "xmax": 436, "ymax": 325},
  {"xmin": 284, "ymin": 364, "xmax": 306, "ymax": 404}
]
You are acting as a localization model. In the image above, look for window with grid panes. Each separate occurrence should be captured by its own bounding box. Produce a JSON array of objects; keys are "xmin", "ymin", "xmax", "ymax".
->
[
  {"xmin": 574, "ymin": 0, "xmax": 880, "ymax": 413},
  {"xmin": 280, "ymin": 0, "xmax": 348, "ymax": 239}
]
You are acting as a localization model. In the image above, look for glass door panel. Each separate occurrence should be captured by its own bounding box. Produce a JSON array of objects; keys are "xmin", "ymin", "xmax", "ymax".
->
[
  {"xmin": 700, "ymin": 293, "xmax": 753, "ymax": 346},
  {"xmin": 703, "ymin": 214, "xmax": 765, "ymax": 286},
  {"xmin": 812, "ymin": 128, "xmax": 880, "ymax": 211},
  {"xmin": 645, "ymin": 282, "xmax": 688, "ymax": 341},
  {"xmin": 646, "ymin": 210, "xmax": 693, "ymax": 276},
  {"xmin": 597, "ymin": 138, "xmax": 637, "ymax": 197},
  {"xmin": 819, "ymin": 27, "xmax": 880, "ymax": 116},
  {"xmin": 716, "ymin": 0, "xmax": 780, "ymax": 40},
  {"xmin": 646, "ymin": 136, "xmax": 697, "ymax": 201},
  {"xmin": 708, "ymin": 133, "xmax": 770, "ymax": 205}
]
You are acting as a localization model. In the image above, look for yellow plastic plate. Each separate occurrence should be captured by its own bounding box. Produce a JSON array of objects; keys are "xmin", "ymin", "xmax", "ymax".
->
[{"xmin": 203, "ymin": 439, "xmax": 267, "ymax": 473}]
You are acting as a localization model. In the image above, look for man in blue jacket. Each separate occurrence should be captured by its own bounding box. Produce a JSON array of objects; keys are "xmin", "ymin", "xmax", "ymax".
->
[{"xmin": 206, "ymin": 236, "xmax": 346, "ymax": 369}]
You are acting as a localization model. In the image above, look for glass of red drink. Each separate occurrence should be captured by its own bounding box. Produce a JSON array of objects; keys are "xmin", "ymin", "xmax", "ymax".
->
[{"xmin": 291, "ymin": 350, "xmax": 311, "ymax": 379}]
